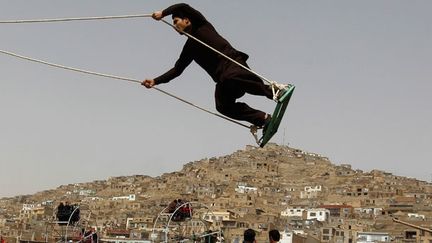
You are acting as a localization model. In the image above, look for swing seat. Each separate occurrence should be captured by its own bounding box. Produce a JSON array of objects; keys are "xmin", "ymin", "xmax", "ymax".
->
[{"xmin": 259, "ymin": 84, "xmax": 295, "ymax": 147}]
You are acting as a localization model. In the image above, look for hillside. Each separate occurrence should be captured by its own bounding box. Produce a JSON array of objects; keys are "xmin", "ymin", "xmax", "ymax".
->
[{"xmin": 1, "ymin": 143, "xmax": 431, "ymax": 242}]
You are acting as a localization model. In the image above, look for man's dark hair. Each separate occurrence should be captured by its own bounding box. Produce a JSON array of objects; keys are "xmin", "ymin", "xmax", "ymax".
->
[
  {"xmin": 170, "ymin": 4, "xmax": 207, "ymax": 27},
  {"xmin": 269, "ymin": 229, "xmax": 280, "ymax": 242},
  {"xmin": 171, "ymin": 11, "xmax": 186, "ymax": 20},
  {"xmin": 243, "ymin": 229, "xmax": 256, "ymax": 242}
]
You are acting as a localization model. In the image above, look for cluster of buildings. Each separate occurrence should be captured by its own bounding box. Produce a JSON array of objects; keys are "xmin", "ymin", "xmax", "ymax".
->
[{"xmin": 1, "ymin": 144, "xmax": 431, "ymax": 242}]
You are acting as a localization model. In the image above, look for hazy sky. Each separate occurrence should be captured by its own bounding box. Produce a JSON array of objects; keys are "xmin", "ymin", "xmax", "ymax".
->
[{"xmin": 1, "ymin": 1, "xmax": 431, "ymax": 198}]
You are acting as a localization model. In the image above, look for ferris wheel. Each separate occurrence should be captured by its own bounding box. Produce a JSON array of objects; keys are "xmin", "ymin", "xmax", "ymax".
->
[
  {"xmin": 45, "ymin": 202, "xmax": 96, "ymax": 243},
  {"xmin": 151, "ymin": 201, "xmax": 222, "ymax": 243}
]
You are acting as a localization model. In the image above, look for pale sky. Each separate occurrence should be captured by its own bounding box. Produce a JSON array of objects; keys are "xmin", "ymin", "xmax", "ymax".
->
[{"xmin": 0, "ymin": 1, "xmax": 431, "ymax": 198}]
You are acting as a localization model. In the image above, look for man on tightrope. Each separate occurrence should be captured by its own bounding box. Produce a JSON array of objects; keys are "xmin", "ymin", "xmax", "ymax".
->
[{"xmin": 142, "ymin": 3, "xmax": 284, "ymax": 132}]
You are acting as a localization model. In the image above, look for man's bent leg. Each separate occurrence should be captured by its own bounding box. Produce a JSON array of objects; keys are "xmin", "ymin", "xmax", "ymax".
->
[
  {"xmin": 226, "ymin": 63, "xmax": 274, "ymax": 100},
  {"xmin": 215, "ymin": 82, "xmax": 267, "ymax": 126}
]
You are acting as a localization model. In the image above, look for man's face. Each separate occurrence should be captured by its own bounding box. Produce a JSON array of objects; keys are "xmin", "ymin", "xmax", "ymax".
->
[{"xmin": 173, "ymin": 17, "xmax": 191, "ymax": 34}]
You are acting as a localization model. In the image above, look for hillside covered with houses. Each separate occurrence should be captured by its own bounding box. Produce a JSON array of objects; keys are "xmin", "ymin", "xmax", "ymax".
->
[{"xmin": 1, "ymin": 143, "xmax": 432, "ymax": 242}]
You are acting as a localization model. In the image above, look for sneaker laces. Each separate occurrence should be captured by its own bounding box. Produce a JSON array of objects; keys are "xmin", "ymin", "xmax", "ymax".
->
[{"xmin": 270, "ymin": 81, "xmax": 290, "ymax": 101}]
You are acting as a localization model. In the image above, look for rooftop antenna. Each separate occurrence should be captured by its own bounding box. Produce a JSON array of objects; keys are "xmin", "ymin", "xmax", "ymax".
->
[
  {"xmin": 283, "ymin": 127, "xmax": 286, "ymax": 146},
  {"xmin": 282, "ymin": 127, "xmax": 290, "ymax": 148}
]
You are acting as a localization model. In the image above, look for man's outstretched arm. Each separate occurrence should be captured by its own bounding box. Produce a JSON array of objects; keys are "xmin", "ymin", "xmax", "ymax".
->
[
  {"xmin": 141, "ymin": 53, "xmax": 192, "ymax": 89},
  {"xmin": 141, "ymin": 67, "xmax": 180, "ymax": 89},
  {"xmin": 151, "ymin": 3, "xmax": 187, "ymax": 21},
  {"xmin": 151, "ymin": 3, "xmax": 206, "ymax": 24}
]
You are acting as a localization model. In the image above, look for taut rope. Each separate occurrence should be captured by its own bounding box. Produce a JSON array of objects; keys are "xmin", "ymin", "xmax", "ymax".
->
[
  {"xmin": 0, "ymin": 49, "xmax": 250, "ymax": 129},
  {"xmin": 0, "ymin": 13, "xmax": 287, "ymax": 130},
  {"xmin": 0, "ymin": 14, "xmax": 152, "ymax": 23}
]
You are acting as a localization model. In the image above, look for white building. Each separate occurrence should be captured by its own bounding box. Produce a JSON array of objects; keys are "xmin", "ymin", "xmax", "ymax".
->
[
  {"xmin": 235, "ymin": 185, "xmax": 258, "ymax": 194},
  {"xmin": 357, "ymin": 232, "xmax": 390, "ymax": 243},
  {"xmin": 355, "ymin": 207, "xmax": 383, "ymax": 216},
  {"xmin": 22, "ymin": 204, "xmax": 36, "ymax": 210},
  {"xmin": 112, "ymin": 194, "xmax": 136, "ymax": 201},
  {"xmin": 101, "ymin": 239, "xmax": 151, "ymax": 243},
  {"xmin": 300, "ymin": 185, "xmax": 322, "ymax": 199},
  {"xmin": 202, "ymin": 211, "xmax": 231, "ymax": 222},
  {"xmin": 41, "ymin": 200, "xmax": 54, "ymax": 206},
  {"xmin": 79, "ymin": 189, "xmax": 96, "ymax": 196},
  {"xmin": 281, "ymin": 206, "xmax": 306, "ymax": 217},
  {"xmin": 305, "ymin": 208, "xmax": 329, "ymax": 222},
  {"xmin": 408, "ymin": 213, "xmax": 425, "ymax": 219},
  {"xmin": 279, "ymin": 230, "xmax": 293, "ymax": 243},
  {"xmin": 304, "ymin": 185, "xmax": 322, "ymax": 192}
]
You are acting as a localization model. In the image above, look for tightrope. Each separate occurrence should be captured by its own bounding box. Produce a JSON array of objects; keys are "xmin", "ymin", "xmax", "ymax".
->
[
  {"xmin": 0, "ymin": 14, "xmax": 152, "ymax": 23},
  {"xmin": 0, "ymin": 49, "xmax": 250, "ymax": 129}
]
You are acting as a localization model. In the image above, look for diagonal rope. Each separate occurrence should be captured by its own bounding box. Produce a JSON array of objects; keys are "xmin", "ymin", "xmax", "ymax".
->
[
  {"xmin": 0, "ymin": 14, "xmax": 153, "ymax": 23},
  {"xmin": 0, "ymin": 13, "xmax": 277, "ymax": 87},
  {"xmin": 0, "ymin": 13, "xmax": 281, "ymax": 131},
  {"xmin": 161, "ymin": 19, "xmax": 274, "ymax": 86},
  {"xmin": 0, "ymin": 49, "xmax": 250, "ymax": 129}
]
